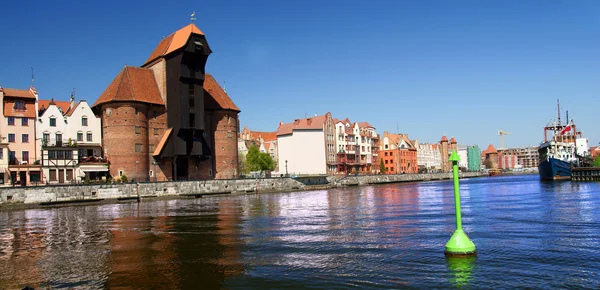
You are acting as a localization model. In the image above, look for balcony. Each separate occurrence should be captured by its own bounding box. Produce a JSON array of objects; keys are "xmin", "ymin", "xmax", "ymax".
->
[
  {"xmin": 79, "ymin": 156, "xmax": 109, "ymax": 164},
  {"xmin": 42, "ymin": 139, "xmax": 78, "ymax": 148},
  {"xmin": 9, "ymin": 158, "xmax": 41, "ymax": 166}
]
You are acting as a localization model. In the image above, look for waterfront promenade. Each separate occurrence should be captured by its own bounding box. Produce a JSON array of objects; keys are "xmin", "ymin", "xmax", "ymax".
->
[
  {"xmin": 0, "ymin": 172, "xmax": 486, "ymax": 209},
  {"xmin": 1, "ymin": 174, "xmax": 598, "ymax": 289}
]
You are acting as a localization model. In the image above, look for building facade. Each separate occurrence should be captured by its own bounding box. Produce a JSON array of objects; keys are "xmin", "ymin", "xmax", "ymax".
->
[
  {"xmin": 380, "ymin": 131, "xmax": 418, "ymax": 174},
  {"xmin": 467, "ymin": 145, "xmax": 481, "ymax": 171},
  {"xmin": 276, "ymin": 113, "xmax": 335, "ymax": 175},
  {"xmin": 1, "ymin": 87, "xmax": 41, "ymax": 186},
  {"xmin": 334, "ymin": 119, "xmax": 379, "ymax": 175},
  {"xmin": 415, "ymin": 140, "xmax": 441, "ymax": 172},
  {"xmin": 457, "ymin": 145, "xmax": 468, "ymax": 170},
  {"xmin": 92, "ymin": 24, "xmax": 240, "ymax": 182}
]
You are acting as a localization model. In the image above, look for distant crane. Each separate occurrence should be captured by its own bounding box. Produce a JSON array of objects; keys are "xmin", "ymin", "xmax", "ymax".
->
[{"xmin": 498, "ymin": 129, "xmax": 512, "ymax": 149}]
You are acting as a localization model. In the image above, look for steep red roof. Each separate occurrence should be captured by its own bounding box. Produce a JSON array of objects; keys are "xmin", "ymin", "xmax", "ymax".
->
[
  {"xmin": 203, "ymin": 74, "xmax": 240, "ymax": 111},
  {"xmin": 485, "ymin": 144, "xmax": 498, "ymax": 154},
  {"xmin": 450, "ymin": 137, "xmax": 457, "ymax": 144},
  {"xmin": 153, "ymin": 128, "xmax": 173, "ymax": 156},
  {"xmin": 250, "ymin": 131, "xmax": 277, "ymax": 142},
  {"xmin": 143, "ymin": 24, "xmax": 205, "ymax": 66},
  {"xmin": 441, "ymin": 135, "xmax": 448, "ymax": 142},
  {"xmin": 384, "ymin": 132, "xmax": 415, "ymax": 150},
  {"xmin": 358, "ymin": 122, "xmax": 374, "ymax": 128},
  {"xmin": 39, "ymin": 99, "xmax": 71, "ymax": 114},
  {"xmin": 92, "ymin": 66, "xmax": 164, "ymax": 108},
  {"xmin": 3, "ymin": 88, "xmax": 36, "ymax": 99},
  {"xmin": 277, "ymin": 115, "xmax": 328, "ymax": 136}
]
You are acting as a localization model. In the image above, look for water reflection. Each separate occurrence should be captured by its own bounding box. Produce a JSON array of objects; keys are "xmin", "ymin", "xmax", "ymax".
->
[{"xmin": 446, "ymin": 256, "xmax": 476, "ymax": 288}]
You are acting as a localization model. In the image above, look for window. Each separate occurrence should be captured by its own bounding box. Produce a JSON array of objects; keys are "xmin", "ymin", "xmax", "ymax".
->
[
  {"xmin": 119, "ymin": 170, "xmax": 123, "ymax": 177},
  {"xmin": 390, "ymin": 167, "xmax": 394, "ymax": 172},
  {"xmin": 22, "ymin": 134, "xmax": 29, "ymax": 143},
  {"xmin": 22, "ymin": 151, "xmax": 29, "ymax": 162},
  {"xmin": 189, "ymin": 113, "xmax": 195, "ymax": 128},
  {"xmin": 56, "ymin": 133, "xmax": 62, "ymax": 145},
  {"xmin": 14, "ymin": 101, "xmax": 24, "ymax": 110},
  {"xmin": 65, "ymin": 150, "xmax": 72, "ymax": 159},
  {"xmin": 82, "ymin": 116, "xmax": 88, "ymax": 126},
  {"xmin": 43, "ymin": 133, "xmax": 49, "ymax": 143},
  {"xmin": 48, "ymin": 151, "xmax": 56, "ymax": 159},
  {"xmin": 77, "ymin": 132, "xmax": 83, "ymax": 141},
  {"xmin": 385, "ymin": 160, "xmax": 388, "ymax": 164},
  {"xmin": 390, "ymin": 152, "xmax": 394, "ymax": 156},
  {"xmin": 21, "ymin": 118, "xmax": 28, "ymax": 126},
  {"xmin": 7, "ymin": 117, "xmax": 15, "ymax": 126},
  {"xmin": 57, "ymin": 151, "xmax": 64, "ymax": 159},
  {"xmin": 135, "ymin": 143, "xmax": 142, "ymax": 152},
  {"xmin": 8, "ymin": 151, "xmax": 15, "ymax": 163},
  {"xmin": 87, "ymin": 133, "xmax": 92, "ymax": 142},
  {"xmin": 135, "ymin": 126, "xmax": 141, "ymax": 134},
  {"xmin": 384, "ymin": 152, "xmax": 388, "ymax": 156},
  {"xmin": 149, "ymin": 144, "xmax": 155, "ymax": 153},
  {"xmin": 386, "ymin": 167, "xmax": 389, "ymax": 171},
  {"xmin": 8, "ymin": 134, "xmax": 15, "ymax": 143},
  {"xmin": 384, "ymin": 144, "xmax": 388, "ymax": 149},
  {"xmin": 0, "ymin": 149, "xmax": 3, "ymax": 160},
  {"xmin": 154, "ymin": 128, "xmax": 159, "ymax": 135},
  {"xmin": 227, "ymin": 132, "xmax": 232, "ymax": 138},
  {"xmin": 50, "ymin": 117, "xmax": 56, "ymax": 127}
]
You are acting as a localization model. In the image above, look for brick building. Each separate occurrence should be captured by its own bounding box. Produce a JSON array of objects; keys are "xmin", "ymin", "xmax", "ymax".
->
[
  {"xmin": 380, "ymin": 132, "xmax": 418, "ymax": 174},
  {"xmin": 92, "ymin": 24, "xmax": 240, "ymax": 181}
]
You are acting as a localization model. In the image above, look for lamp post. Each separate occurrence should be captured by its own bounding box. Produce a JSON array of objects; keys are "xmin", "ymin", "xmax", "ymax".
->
[{"xmin": 285, "ymin": 160, "xmax": 288, "ymax": 177}]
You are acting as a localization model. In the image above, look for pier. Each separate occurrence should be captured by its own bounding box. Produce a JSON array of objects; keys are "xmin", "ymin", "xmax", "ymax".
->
[{"xmin": 571, "ymin": 167, "xmax": 600, "ymax": 182}]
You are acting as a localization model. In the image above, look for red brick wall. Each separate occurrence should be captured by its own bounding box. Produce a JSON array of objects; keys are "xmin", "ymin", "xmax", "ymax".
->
[
  {"xmin": 147, "ymin": 105, "xmax": 168, "ymax": 180},
  {"xmin": 440, "ymin": 141, "xmax": 449, "ymax": 172},
  {"xmin": 101, "ymin": 102, "xmax": 151, "ymax": 182},
  {"xmin": 212, "ymin": 110, "xmax": 239, "ymax": 179}
]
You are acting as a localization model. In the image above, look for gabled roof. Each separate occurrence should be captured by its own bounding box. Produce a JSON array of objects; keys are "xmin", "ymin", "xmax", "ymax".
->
[
  {"xmin": 143, "ymin": 24, "xmax": 205, "ymax": 66},
  {"xmin": 450, "ymin": 137, "xmax": 457, "ymax": 144},
  {"xmin": 39, "ymin": 99, "xmax": 71, "ymax": 115},
  {"xmin": 384, "ymin": 132, "xmax": 416, "ymax": 150},
  {"xmin": 277, "ymin": 114, "xmax": 328, "ymax": 136},
  {"xmin": 2, "ymin": 87, "xmax": 36, "ymax": 99},
  {"xmin": 358, "ymin": 122, "xmax": 374, "ymax": 128},
  {"xmin": 204, "ymin": 74, "xmax": 240, "ymax": 111},
  {"xmin": 92, "ymin": 66, "xmax": 164, "ymax": 108},
  {"xmin": 250, "ymin": 131, "xmax": 277, "ymax": 142}
]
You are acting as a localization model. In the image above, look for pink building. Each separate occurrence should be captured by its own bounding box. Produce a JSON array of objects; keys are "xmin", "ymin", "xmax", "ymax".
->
[{"xmin": 1, "ymin": 87, "xmax": 41, "ymax": 186}]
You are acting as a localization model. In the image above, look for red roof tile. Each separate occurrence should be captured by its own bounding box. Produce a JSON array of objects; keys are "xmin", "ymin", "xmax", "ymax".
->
[
  {"xmin": 441, "ymin": 135, "xmax": 448, "ymax": 142},
  {"xmin": 3, "ymin": 88, "xmax": 36, "ymax": 99},
  {"xmin": 143, "ymin": 24, "xmax": 205, "ymax": 66},
  {"xmin": 277, "ymin": 114, "xmax": 328, "ymax": 136},
  {"xmin": 358, "ymin": 122, "xmax": 374, "ymax": 128},
  {"xmin": 39, "ymin": 99, "xmax": 71, "ymax": 115},
  {"xmin": 250, "ymin": 131, "xmax": 277, "ymax": 142},
  {"xmin": 450, "ymin": 137, "xmax": 457, "ymax": 144},
  {"xmin": 484, "ymin": 144, "xmax": 498, "ymax": 154},
  {"xmin": 203, "ymin": 74, "xmax": 240, "ymax": 111},
  {"xmin": 92, "ymin": 66, "xmax": 164, "ymax": 108}
]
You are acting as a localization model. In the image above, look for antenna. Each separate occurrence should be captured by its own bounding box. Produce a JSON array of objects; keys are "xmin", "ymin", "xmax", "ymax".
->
[{"xmin": 190, "ymin": 11, "xmax": 196, "ymax": 23}]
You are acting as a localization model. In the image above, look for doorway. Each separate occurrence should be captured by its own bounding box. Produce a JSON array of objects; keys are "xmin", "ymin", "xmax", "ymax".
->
[{"xmin": 19, "ymin": 171, "xmax": 27, "ymax": 186}]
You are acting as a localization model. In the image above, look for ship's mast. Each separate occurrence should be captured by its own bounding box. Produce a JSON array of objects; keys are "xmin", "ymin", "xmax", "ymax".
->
[{"xmin": 557, "ymin": 99, "xmax": 561, "ymax": 126}]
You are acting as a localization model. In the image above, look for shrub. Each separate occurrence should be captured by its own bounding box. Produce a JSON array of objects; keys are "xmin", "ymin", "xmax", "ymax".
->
[{"xmin": 121, "ymin": 174, "xmax": 128, "ymax": 183}]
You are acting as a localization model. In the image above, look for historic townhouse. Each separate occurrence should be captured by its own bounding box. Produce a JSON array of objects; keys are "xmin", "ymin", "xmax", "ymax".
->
[
  {"xmin": 334, "ymin": 119, "xmax": 379, "ymax": 174},
  {"xmin": 380, "ymin": 132, "xmax": 418, "ymax": 174},
  {"xmin": 414, "ymin": 139, "xmax": 442, "ymax": 172},
  {"xmin": 1, "ymin": 86, "xmax": 41, "ymax": 185},
  {"xmin": 276, "ymin": 113, "xmax": 335, "ymax": 175},
  {"xmin": 93, "ymin": 24, "xmax": 240, "ymax": 181},
  {"xmin": 38, "ymin": 96, "xmax": 105, "ymax": 183},
  {"xmin": 239, "ymin": 126, "xmax": 278, "ymax": 161}
]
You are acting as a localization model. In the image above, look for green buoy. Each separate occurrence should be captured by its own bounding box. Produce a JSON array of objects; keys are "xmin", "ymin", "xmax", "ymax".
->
[{"xmin": 445, "ymin": 150, "xmax": 477, "ymax": 257}]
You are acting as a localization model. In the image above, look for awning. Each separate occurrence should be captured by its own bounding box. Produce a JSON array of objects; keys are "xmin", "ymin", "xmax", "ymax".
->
[
  {"xmin": 80, "ymin": 165, "xmax": 109, "ymax": 172},
  {"xmin": 153, "ymin": 127, "xmax": 173, "ymax": 157}
]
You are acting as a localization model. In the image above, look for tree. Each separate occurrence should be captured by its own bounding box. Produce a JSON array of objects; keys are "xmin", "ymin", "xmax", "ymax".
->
[
  {"xmin": 594, "ymin": 155, "xmax": 600, "ymax": 167},
  {"xmin": 379, "ymin": 158, "xmax": 386, "ymax": 174},
  {"xmin": 238, "ymin": 152, "xmax": 250, "ymax": 175},
  {"xmin": 246, "ymin": 144, "xmax": 275, "ymax": 172}
]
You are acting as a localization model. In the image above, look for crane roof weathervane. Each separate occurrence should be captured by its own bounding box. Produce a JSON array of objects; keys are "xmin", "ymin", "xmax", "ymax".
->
[{"xmin": 190, "ymin": 11, "xmax": 196, "ymax": 23}]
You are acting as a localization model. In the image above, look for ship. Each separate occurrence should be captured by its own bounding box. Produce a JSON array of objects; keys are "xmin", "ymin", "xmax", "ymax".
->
[{"xmin": 538, "ymin": 100, "xmax": 589, "ymax": 181}]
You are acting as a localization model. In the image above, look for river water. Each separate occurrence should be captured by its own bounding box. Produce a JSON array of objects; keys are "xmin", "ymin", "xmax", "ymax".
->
[{"xmin": 1, "ymin": 175, "xmax": 599, "ymax": 289}]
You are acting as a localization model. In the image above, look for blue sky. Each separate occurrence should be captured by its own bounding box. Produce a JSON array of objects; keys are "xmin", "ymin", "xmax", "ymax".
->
[{"xmin": 1, "ymin": 0, "xmax": 598, "ymax": 148}]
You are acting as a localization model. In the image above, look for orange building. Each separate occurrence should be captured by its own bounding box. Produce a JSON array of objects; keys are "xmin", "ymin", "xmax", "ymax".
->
[{"xmin": 380, "ymin": 132, "xmax": 418, "ymax": 174}]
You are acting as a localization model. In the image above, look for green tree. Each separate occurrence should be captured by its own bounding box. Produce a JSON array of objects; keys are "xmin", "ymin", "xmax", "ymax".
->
[
  {"xmin": 379, "ymin": 158, "xmax": 386, "ymax": 174},
  {"xmin": 238, "ymin": 152, "xmax": 250, "ymax": 175},
  {"xmin": 593, "ymin": 155, "xmax": 600, "ymax": 167},
  {"xmin": 246, "ymin": 144, "xmax": 275, "ymax": 172}
]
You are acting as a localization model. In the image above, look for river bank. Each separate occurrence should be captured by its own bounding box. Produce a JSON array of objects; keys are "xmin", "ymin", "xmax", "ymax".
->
[{"xmin": 0, "ymin": 172, "xmax": 486, "ymax": 210}]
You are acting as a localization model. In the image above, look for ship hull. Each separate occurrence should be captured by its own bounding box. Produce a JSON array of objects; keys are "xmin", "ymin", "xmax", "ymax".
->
[{"xmin": 538, "ymin": 158, "xmax": 571, "ymax": 181}]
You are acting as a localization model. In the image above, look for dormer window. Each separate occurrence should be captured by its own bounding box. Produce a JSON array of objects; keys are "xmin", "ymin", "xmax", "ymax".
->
[
  {"xmin": 194, "ymin": 41, "xmax": 203, "ymax": 52},
  {"xmin": 14, "ymin": 101, "xmax": 24, "ymax": 110}
]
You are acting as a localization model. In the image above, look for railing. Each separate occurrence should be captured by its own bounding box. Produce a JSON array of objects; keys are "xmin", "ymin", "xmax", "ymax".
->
[
  {"xmin": 42, "ymin": 139, "xmax": 79, "ymax": 148},
  {"xmin": 79, "ymin": 156, "xmax": 109, "ymax": 164},
  {"xmin": 8, "ymin": 158, "xmax": 41, "ymax": 166}
]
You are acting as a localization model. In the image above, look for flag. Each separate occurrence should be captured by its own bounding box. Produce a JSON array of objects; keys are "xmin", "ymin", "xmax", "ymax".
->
[{"xmin": 560, "ymin": 125, "xmax": 572, "ymax": 135}]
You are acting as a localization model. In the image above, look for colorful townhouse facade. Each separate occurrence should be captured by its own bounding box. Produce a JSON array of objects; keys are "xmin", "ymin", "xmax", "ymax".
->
[
  {"xmin": 37, "ymin": 96, "xmax": 106, "ymax": 184},
  {"xmin": 1, "ymin": 86, "xmax": 42, "ymax": 186},
  {"xmin": 380, "ymin": 131, "xmax": 418, "ymax": 174},
  {"xmin": 415, "ymin": 140, "xmax": 441, "ymax": 172},
  {"xmin": 334, "ymin": 119, "xmax": 379, "ymax": 175},
  {"xmin": 92, "ymin": 23, "xmax": 240, "ymax": 182}
]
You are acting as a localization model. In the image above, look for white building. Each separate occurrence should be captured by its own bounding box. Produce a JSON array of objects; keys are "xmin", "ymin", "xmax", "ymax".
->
[
  {"xmin": 457, "ymin": 145, "xmax": 468, "ymax": 169},
  {"xmin": 276, "ymin": 113, "xmax": 335, "ymax": 176},
  {"xmin": 37, "ymin": 96, "xmax": 106, "ymax": 183},
  {"xmin": 415, "ymin": 140, "xmax": 442, "ymax": 171},
  {"xmin": 333, "ymin": 119, "xmax": 379, "ymax": 174}
]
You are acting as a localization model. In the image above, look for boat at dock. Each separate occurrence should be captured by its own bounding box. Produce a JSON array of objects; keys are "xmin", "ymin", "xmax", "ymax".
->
[{"xmin": 538, "ymin": 100, "xmax": 589, "ymax": 181}]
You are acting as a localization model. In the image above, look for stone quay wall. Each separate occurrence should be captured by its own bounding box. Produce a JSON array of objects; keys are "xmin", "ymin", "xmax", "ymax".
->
[{"xmin": 0, "ymin": 172, "xmax": 486, "ymax": 207}]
